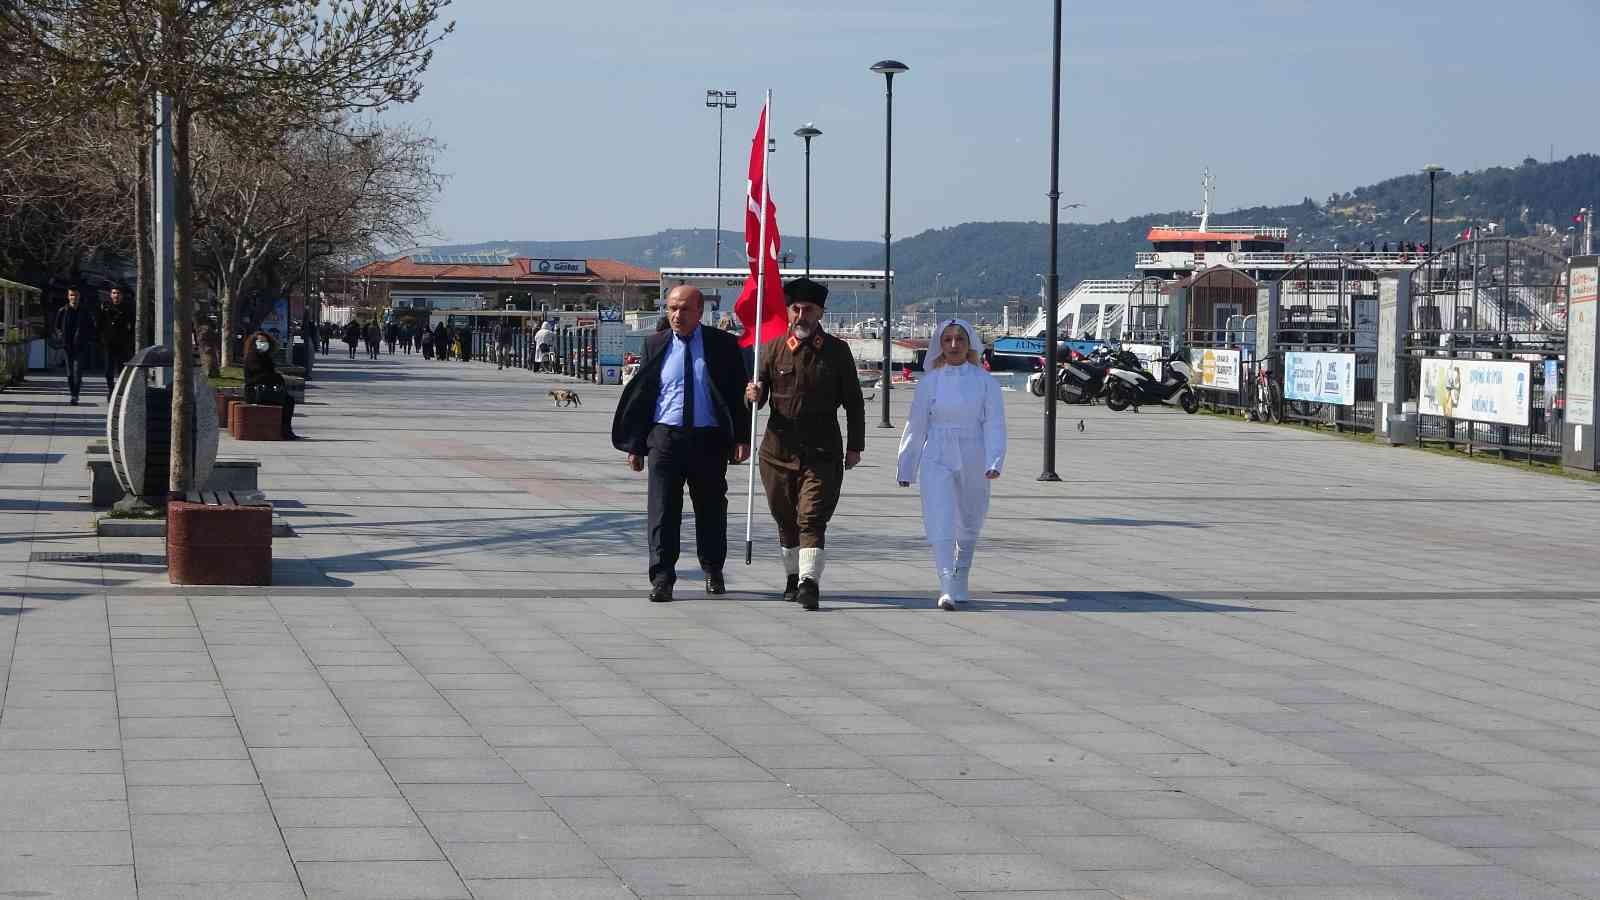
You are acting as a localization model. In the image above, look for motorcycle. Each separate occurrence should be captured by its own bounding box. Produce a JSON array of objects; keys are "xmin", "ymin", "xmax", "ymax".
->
[
  {"xmin": 1104, "ymin": 350, "xmax": 1200, "ymax": 414},
  {"xmin": 1028, "ymin": 346, "xmax": 1134, "ymax": 404}
]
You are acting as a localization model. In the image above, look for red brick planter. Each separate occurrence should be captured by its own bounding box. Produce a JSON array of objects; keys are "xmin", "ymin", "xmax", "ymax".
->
[
  {"xmin": 229, "ymin": 403, "xmax": 281, "ymax": 440},
  {"xmin": 215, "ymin": 389, "xmax": 241, "ymax": 423},
  {"xmin": 167, "ymin": 500, "xmax": 271, "ymax": 585}
]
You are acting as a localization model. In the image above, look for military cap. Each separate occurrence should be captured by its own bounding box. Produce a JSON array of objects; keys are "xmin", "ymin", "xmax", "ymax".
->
[{"xmin": 782, "ymin": 277, "xmax": 829, "ymax": 307}]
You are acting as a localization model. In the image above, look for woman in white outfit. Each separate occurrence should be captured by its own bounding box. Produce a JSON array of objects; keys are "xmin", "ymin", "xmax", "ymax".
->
[{"xmin": 896, "ymin": 319, "xmax": 1006, "ymax": 610}]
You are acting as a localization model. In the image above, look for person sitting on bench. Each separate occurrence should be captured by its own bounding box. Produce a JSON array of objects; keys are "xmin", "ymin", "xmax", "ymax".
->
[{"xmin": 242, "ymin": 331, "xmax": 299, "ymax": 440}]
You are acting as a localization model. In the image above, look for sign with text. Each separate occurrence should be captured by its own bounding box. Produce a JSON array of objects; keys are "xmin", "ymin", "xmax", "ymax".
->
[
  {"xmin": 528, "ymin": 258, "xmax": 587, "ymax": 275},
  {"xmin": 1418, "ymin": 358, "xmax": 1530, "ymax": 426},
  {"xmin": 1284, "ymin": 351, "xmax": 1357, "ymax": 406},
  {"xmin": 1188, "ymin": 347, "xmax": 1240, "ymax": 392},
  {"xmin": 1567, "ymin": 263, "xmax": 1598, "ymax": 426}
]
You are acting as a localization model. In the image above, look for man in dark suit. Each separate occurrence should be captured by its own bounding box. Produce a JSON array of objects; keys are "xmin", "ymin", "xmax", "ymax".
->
[
  {"xmin": 612, "ymin": 286, "xmax": 751, "ymax": 603},
  {"xmin": 53, "ymin": 287, "xmax": 94, "ymax": 405}
]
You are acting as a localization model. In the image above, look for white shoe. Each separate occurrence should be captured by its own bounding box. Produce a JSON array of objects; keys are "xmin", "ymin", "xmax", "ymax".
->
[
  {"xmin": 937, "ymin": 568, "xmax": 957, "ymax": 611},
  {"xmin": 952, "ymin": 568, "xmax": 971, "ymax": 604}
]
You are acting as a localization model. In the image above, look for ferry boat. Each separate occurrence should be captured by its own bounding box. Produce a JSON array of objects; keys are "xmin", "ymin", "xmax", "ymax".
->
[{"xmin": 1024, "ymin": 173, "xmax": 1411, "ymax": 344}]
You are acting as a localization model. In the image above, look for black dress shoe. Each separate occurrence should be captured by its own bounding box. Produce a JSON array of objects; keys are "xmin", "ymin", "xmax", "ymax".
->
[
  {"xmin": 648, "ymin": 584, "xmax": 673, "ymax": 603},
  {"xmin": 705, "ymin": 572, "xmax": 726, "ymax": 595},
  {"xmin": 781, "ymin": 574, "xmax": 799, "ymax": 603},
  {"xmin": 796, "ymin": 578, "xmax": 820, "ymax": 611}
]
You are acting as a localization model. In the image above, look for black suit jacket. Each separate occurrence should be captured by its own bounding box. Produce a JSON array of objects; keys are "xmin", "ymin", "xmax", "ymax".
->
[{"xmin": 611, "ymin": 325, "xmax": 752, "ymax": 458}]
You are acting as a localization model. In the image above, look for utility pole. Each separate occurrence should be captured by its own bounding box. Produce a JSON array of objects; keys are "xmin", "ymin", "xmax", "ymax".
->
[{"xmin": 151, "ymin": 93, "xmax": 176, "ymax": 386}]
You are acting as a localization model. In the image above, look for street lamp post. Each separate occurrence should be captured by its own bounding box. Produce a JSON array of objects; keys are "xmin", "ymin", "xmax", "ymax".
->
[
  {"xmin": 871, "ymin": 59, "xmax": 907, "ymax": 429},
  {"xmin": 794, "ymin": 124, "xmax": 821, "ymax": 274},
  {"xmin": 1423, "ymin": 164, "xmax": 1443, "ymax": 288},
  {"xmin": 706, "ymin": 90, "xmax": 738, "ymax": 268},
  {"xmin": 1040, "ymin": 0, "xmax": 1064, "ymax": 481}
]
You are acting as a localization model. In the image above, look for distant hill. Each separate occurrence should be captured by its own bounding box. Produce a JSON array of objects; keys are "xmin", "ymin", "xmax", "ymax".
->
[
  {"xmin": 858, "ymin": 154, "xmax": 1600, "ymax": 308},
  {"xmin": 432, "ymin": 154, "xmax": 1599, "ymax": 316}
]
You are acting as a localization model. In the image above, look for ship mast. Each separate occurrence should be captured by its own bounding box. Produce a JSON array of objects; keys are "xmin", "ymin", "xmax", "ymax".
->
[{"xmin": 1198, "ymin": 169, "xmax": 1216, "ymax": 233}]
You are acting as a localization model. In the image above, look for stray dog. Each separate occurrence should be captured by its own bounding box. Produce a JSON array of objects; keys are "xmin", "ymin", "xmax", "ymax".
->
[{"xmin": 548, "ymin": 389, "xmax": 582, "ymax": 408}]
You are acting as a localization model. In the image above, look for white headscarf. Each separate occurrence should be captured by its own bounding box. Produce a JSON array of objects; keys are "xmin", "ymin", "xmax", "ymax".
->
[{"xmin": 925, "ymin": 318, "xmax": 983, "ymax": 371}]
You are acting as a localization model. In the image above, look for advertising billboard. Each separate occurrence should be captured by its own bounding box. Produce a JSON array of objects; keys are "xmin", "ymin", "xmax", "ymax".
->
[
  {"xmin": 1418, "ymin": 358, "xmax": 1530, "ymax": 426},
  {"xmin": 1284, "ymin": 351, "xmax": 1357, "ymax": 406},
  {"xmin": 1188, "ymin": 348, "xmax": 1240, "ymax": 392}
]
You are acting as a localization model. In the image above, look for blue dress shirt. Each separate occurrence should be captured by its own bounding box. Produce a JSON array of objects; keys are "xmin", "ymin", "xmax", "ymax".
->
[{"xmin": 654, "ymin": 326, "xmax": 717, "ymax": 428}]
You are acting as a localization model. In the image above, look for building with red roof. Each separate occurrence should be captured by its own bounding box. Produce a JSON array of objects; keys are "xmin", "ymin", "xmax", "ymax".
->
[{"xmin": 340, "ymin": 253, "xmax": 660, "ymax": 316}]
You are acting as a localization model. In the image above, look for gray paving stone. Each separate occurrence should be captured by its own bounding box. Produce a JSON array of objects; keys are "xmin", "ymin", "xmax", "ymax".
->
[
  {"xmin": 418, "ymin": 810, "xmax": 581, "ymax": 843},
  {"xmin": 463, "ymin": 878, "xmax": 637, "ymax": 900},
  {"xmin": 609, "ymin": 856, "xmax": 793, "ymax": 896},
  {"xmin": 296, "ymin": 860, "xmax": 469, "ymax": 899},
  {"xmin": 905, "ymin": 852, "xmax": 1098, "ymax": 892},
  {"xmin": 282, "ymin": 826, "xmax": 443, "ymax": 861}
]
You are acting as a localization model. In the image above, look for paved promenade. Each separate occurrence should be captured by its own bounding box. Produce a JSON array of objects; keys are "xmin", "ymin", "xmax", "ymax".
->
[{"xmin": 3, "ymin": 351, "xmax": 1600, "ymax": 899}]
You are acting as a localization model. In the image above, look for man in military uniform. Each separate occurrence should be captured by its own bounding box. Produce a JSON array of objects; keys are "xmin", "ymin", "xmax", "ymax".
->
[{"xmin": 744, "ymin": 277, "xmax": 865, "ymax": 610}]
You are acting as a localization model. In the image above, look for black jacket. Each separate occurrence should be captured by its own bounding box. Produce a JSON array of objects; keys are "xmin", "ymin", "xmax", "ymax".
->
[
  {"xmin": 54, "ymin": 304, "xmax": 94, "ymax": 353},
  {"xmin": 96, "ymin": 300, "xmax": 134, "ymax": 355},
  {"xmin": 611, "ymin": 325, "xmax": 751, "ymax": 458}
]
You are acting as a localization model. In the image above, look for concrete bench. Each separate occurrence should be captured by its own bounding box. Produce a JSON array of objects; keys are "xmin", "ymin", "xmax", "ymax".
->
[
  {"xmin": 87, "ymin": 457, "xmax": 261, "ymax": 508},
  {"xmin": 167, "ymin": 489, "xmax": 271, "ymax": 585}
]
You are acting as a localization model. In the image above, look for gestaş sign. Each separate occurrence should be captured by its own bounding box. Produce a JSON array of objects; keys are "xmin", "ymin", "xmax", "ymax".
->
[
  {"xmin": 528, "ymin": 258, "xmax": 587, "ymax": 275},
  {"xmin": 1284, "ymin": 351, "xmax": 1356, "ymax": 406}
]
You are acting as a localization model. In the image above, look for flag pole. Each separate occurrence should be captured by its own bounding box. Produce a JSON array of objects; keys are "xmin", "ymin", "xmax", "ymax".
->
[{"xmin": 745, "ymin": 91, "xmax": 773, "ymax": 566}]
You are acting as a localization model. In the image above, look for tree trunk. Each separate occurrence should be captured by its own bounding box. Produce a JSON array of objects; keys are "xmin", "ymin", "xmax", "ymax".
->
[
  {"xmin": 135, "ymin": 123, "xmax": 155, "ymax": 349},
  {"xmin": 169, "ymin": 101, "xmax": 195, "ymax": 496},
  {"xmin": 219, "ymin": 283, "xmax": 236, "ymax": 369}
]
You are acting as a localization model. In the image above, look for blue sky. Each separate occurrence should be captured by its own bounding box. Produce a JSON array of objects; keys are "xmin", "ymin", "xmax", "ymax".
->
[{"xmin": 393, "ymin": 0, "xmax": 1600, "ymax": 246}]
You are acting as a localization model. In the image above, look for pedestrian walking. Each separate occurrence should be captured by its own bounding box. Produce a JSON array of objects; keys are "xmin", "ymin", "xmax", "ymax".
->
[
  {"xmin": 319, "ymin": 322, "xmax": 332, "ymax": 354},
  {"xmin": 534, "ymin": 320, "xmax": 554, "ymax": 372},
  {"xmin": 895, "ymin": 319, "xmax": 1006, "ymax": 610},
  {"xmin": 420, "ymin": 326, "xmax": 434, "ymax": 360},
  {"xmin": 495, "ymin": 318, "xmax": 516, "ymax": 370},
  {"xmin": 365, "ymin": 322, "xmax": 381, "ymax": 360},
  {"xmin": 611, "ymin": 287, "xmax": 751, "ymax": 604},
  {"xmin": 384, "ymin": 322, "xmax": 398, "ymax": 355},
  {"xmin": 743, "ymin": 277, "xmax": 866, "ymax": 611},
  {"xmin": 342, "ymin": 320, "xmax": 360, "ymax": 358},
  {"xmin": 95, "ymin": 285, "xmax": 134, "ymax": 397},
  {"xmin": 52, "ymin": 287, "xmax": 94, "ymax": 405},
  {"xmin": 433, "ymin": 322, "xmax": 449, "ymax": 361}
]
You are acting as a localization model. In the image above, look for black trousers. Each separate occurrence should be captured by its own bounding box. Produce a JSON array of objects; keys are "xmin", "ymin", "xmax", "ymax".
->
[
  {"xmin": 646, "ymin": 424, "xmax": 729, "ymax": 587},
  {"xmin": 65, "ymin": 349, "xmax": 87, "ymax": 399},
  {"xmin": 104, "ymin": 349, "xmax": 129, "ymax": 394}
]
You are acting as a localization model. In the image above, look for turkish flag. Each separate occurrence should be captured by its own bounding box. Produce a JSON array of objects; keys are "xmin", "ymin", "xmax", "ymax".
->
[{"xmin": 732, "ymin": 100, "xmax": 787, "ymax": 348}]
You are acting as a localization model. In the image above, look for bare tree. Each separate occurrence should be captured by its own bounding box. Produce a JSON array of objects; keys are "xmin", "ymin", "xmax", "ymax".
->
[
  {"xmin": 1, "ymin": 0, "xmax": 452, "ymax": 493},
  {"xmin": 190, "ymin": 118, "xmax": 444, "ymax": 367}
]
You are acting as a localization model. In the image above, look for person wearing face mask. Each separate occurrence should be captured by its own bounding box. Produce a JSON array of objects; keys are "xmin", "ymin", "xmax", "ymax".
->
[
  {"xmin": 241, "ymin": 332, "xmax": 299, "ymax": 440},
  {"xmin": 896, "ymin": 319, "xmax": 1005, "ymax": 610},
  {"xmin": 743, "ymin": 277, "xmax": 865, "ymax": 611}
]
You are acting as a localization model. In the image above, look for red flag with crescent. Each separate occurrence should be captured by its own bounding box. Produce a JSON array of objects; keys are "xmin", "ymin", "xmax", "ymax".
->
[{"xmin": 732, "ymin": 101, "xmax": 786, "ymax": 348}]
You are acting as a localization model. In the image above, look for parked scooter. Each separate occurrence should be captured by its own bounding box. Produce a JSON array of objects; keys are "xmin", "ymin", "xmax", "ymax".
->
[
  {"xmin": 1028, "ymin": 346, "xmax": 1137, "ymax": 404},
  {"xmin": 1104, "ymin": 350, "xmax": 1200, "ymax": 413}
]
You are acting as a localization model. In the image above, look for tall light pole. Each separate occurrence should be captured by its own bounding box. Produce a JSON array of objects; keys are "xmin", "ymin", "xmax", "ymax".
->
[
  {"xmin": 794, "ymin": 124, "xmax": 821, "ymax": 274},
  {"xmin": 1039, "ymin": 0, "xmax": 1064, "ymax": 481},
  {"xmin": 1423, "ymin": 164, "xmax": 1443, "ymax": 291},
  {"xmin": 706, "ymin": 90, "xmax": 738, "ymax": 268},
  {"xmin": 871, "ymin": 59, "xmax": 908, "ymax": 428}
]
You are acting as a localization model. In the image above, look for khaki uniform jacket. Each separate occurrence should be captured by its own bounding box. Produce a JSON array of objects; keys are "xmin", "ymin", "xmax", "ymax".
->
[{"xmin": 754, "ymin": 330, "xmax": 866, "ymax": 471}]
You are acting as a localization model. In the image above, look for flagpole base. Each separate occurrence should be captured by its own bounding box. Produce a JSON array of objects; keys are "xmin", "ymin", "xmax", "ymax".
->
[
  {"xmin": 1037, "ymin": 472, "xmax": 1062, "ymax": 482},
  {"xmin": 745, "ymin": 541, "xmax": 753, "ymax": 565}
]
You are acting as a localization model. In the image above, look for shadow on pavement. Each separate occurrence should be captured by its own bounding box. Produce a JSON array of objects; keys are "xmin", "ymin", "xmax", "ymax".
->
[{"xmin": 809, "ymin": 590, "xmax": 1277, "ymax": 614}]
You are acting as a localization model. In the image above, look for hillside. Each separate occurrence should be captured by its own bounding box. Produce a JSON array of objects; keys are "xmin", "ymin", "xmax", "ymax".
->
[
  {"xmin": 431, "ymin": 155, "xmax": 1598, "ymax": 314},
  {"xmin": 421, "ymin": 228, "xmax": 878, "ymax": 272}
]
